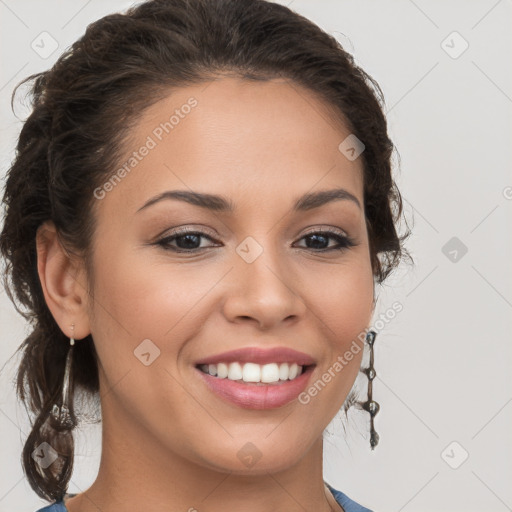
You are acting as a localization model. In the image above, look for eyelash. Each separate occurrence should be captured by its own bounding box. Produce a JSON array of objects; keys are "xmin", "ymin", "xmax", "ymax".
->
[{"xmin": 154, "ymin": 227, "xmax": 356, "ymax": 253}]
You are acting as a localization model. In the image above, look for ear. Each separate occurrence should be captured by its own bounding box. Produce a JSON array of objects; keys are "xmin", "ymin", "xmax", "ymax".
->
[{"xmin": 35, "ymin": 220, "xmax": 91, "ymax": 340}]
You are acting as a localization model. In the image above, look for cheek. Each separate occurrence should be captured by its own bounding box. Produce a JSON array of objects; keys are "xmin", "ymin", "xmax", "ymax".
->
[
  {"xmin": 85, "ymin": 246, "xmax": 207, "ymax": 421},
  {"xmin": 90, "ymin": 245, "xmax": 205, "ymax": 338},
  {"xmin": 86, "ymin": 243, "xmax": 225, "ymax": 395},
  {"xmin": 302, "ymin": 254, "xmax": 374, "ymax": 346},
  {"xmin": 296, "ymin": 256, "xmax": 374, "ymax": 406}
]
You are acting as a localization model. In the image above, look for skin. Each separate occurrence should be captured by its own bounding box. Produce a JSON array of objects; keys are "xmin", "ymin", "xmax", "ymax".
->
[{"xmin": 36, "ymin": 76, "xmax": 376, "ymax": 512}]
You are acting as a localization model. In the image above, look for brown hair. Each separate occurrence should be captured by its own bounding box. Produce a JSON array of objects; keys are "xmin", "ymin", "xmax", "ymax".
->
[{"xmin": 0, "ymin": 0, "xmax": 412, "ymax": 502}]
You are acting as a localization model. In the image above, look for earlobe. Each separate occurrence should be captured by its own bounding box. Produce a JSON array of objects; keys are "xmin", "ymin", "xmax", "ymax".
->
[{"xmin": 35, "ymin": 220, "xmax": 90, "ymax": 339}]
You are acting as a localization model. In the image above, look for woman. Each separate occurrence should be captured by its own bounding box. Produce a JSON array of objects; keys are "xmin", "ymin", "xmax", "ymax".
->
[{"xmin": 0, "ymin": 0, "xmax": 411, "ymax": 510}]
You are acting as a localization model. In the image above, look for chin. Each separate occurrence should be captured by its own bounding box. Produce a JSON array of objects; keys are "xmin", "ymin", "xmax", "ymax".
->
[
  {"xmin": 203, "ymin": 453, "xmax": 302, "ymax": 476},
  {"xmin": 192, "ymin": 435, "xmax": 312, "ymax": 475}
]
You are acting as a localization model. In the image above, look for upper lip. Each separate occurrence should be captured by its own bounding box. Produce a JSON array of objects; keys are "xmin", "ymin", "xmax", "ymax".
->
[{"xmin": 194, "ymin": 347, "xmax": 316, "ymax": 366}]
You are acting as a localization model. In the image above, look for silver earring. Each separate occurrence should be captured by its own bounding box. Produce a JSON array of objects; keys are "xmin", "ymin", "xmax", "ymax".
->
[
  {"xmin": 50, "ymin": 323, "xmax": 77, "ymax": 430},
  {"xmin": 363, "ymin": 330, "xmax": 379, "ymax": 450}
]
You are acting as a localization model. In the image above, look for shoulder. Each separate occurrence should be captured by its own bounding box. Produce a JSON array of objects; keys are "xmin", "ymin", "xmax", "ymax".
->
[
  {"xmin": 33, "ymin": 501, "xmax": 67, "ymax": 512},
  {"xmin": 326, "ymin": 482, "xmax": 374, "ymax": 512}
]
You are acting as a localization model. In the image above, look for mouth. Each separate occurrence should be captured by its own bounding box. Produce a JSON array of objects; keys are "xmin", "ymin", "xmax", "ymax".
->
[
  {"xmin": 194, "ymin": 362, "xmax": 316, "ymax": 409},
  {"xmin": 193, "ymin": 346, "xmax": 317, "ymax": 409}
]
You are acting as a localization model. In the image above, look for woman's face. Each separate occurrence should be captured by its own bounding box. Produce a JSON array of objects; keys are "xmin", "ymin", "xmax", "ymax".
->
[{"xmin": 85, "ymin": 76, "xmax": 375, "ymax": 474}]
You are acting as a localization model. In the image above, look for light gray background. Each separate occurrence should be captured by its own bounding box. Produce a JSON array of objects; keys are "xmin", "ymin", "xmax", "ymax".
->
[{"xmin": 1, "ymin": 1, "xmax": 511, "ymax": 511}]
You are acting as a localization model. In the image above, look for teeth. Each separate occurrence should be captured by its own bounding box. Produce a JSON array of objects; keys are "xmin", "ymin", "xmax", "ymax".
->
[
  {"xmin": 261, "ymin": 363, "xmax": 280, "ymax": 383},
  {"xmin": 289, "ymin": 362, "xmax": 299, "ymax": 380},
  {"xmin": 243, "ymin": 362, "xmax": 261, "ymax": 382},
  {"xmin": 198, "ymin": 362, "xmax": 305, "ymax": 383},
  {"xmin": 279, "ymin": 363, "xmax": 289, "ymax": 381},
  {"xmin": 217, "ymin": 362, "xmax": 229, "ymax": 379},
  {"xmin": 228, "ymin": 362, "xmax": 242, "ymax": 381}
]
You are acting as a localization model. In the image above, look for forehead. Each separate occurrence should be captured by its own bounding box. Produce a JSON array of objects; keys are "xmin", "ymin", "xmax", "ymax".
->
[{"xmin": 96, "ymin": 76, "xmax": 364, "ymax": 216}]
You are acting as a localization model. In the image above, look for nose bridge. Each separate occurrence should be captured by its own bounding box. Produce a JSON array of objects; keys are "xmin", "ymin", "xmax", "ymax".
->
[{"xmin": 222, "ymin": 233, "xmax": 305, "ymax": 328}]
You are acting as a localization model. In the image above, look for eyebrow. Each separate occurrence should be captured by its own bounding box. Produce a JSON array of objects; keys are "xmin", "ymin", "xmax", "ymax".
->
[{"xmin": 136, "ymin": 187, "xmax": 361, "ymax": 214}]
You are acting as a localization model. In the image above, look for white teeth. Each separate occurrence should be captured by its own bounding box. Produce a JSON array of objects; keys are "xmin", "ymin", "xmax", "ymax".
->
[
  {"xmin": 227, "ymin": 362, "xmax": 243, "ymax": 381},
  {"xmin": 217, "ymin": 362, "xmax": 229, "ymax": 379},
  {"xmin": 242, "ymin": 363, "xmax": 261, "ymax": 382},
  {"xmin": 261, "ymin": 363, "xmax": 280, "ymax": 383},
  {"xmin": 199, "ymin": 362, "xmax": 305, "ymax": 383}
]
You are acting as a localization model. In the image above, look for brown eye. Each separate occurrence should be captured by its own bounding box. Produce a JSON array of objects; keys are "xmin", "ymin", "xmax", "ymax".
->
[
  {"xmin": 156, "ymin": 230, "xmax": 219, "ymax": 252},
  {"xmin": 294, "ymin": 230, "xmax": 356, "ymax": 252}
]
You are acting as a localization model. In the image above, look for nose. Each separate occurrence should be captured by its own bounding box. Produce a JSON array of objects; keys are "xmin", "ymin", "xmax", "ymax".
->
[{"xmin": 221, "ymin": 244, "xmax": 307, "ymax": 330}]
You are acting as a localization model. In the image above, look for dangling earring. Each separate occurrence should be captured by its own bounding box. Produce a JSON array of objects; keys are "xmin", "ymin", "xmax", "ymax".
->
[
  {"xmin": 363, "ymin": 329, "xmax": 379, "ymax": 450},
  {"xmin": 50, "ymin": 323, "xmax": 77, "ymax": 430}
]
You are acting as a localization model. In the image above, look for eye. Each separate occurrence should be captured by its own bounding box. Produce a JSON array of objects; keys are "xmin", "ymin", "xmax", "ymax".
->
[
  {"xmin": 293, "ymin": 229, "xmax": 356, "ymax": 252},
  {"xmin": 155, "ymin": 228, "xmax": 219, "ymax": 253}
]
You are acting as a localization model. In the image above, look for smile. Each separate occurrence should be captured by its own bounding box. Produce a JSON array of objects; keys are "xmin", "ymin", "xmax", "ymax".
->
[{"xmin": 195, "ymin": 363, "xmax": 315, "ymax": 409}]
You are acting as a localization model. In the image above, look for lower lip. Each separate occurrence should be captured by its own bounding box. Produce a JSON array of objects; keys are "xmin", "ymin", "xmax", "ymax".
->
[{"xmin": 195, "ymin": 366, "xmax": 315, "ymax": 410}]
